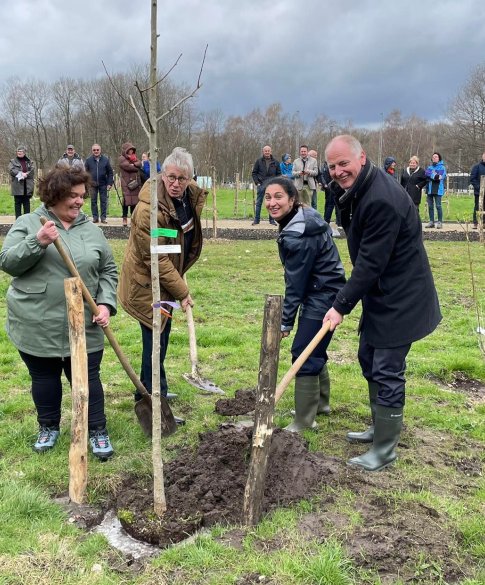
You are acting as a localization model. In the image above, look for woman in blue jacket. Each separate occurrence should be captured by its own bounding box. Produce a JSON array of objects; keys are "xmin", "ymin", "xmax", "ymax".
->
[
  {"xmin": 264, "ymin": 177, "xmax": 345, "ymax": 432},
  {"xmin": 280, "ymin": 154, "xmax": 293, "ymax": 178},
  {"xmin": 425, "ymin": 152, "xmax": 447, "ymax": 229}
]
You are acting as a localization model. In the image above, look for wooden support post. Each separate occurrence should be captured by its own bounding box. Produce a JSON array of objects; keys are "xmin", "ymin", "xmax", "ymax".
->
[
  {"xmin": 243, "ymin": 294, "xmax": 282, "ymax": 526},
  {"xmin": 234, "ymin": 172, "xmax": 239, "ymax": 216},
  {"xmin": 64, "ymin": 277, "xmax": 89, "ymax": 504},
  {"xmin": 479, "ymin": 175, "xmax": 484, "ymax": 245},
  {"xmin": 212, "ymin": 167, "xmax": 218, "ymax": 239}
]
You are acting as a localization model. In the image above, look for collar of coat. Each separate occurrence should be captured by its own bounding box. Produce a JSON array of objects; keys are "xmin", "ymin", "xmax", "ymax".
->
[{"xmin": 336, "ymin": 159, "xmax": 376, "ymax": 209}]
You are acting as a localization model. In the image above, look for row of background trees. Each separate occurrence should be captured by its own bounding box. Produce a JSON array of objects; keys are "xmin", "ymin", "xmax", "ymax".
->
[{"xmin": 1, "ymin": 63, "xmax": 485, "ymax": 183}]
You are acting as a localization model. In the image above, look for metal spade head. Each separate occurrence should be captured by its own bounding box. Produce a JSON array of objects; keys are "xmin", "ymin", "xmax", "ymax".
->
[
  {"xmin": 182, "ymin": 372, "xmax": 225, "ymax": 395},
  {"xmin": 134, "ymin": 395, "xmax": 178, "ymax": 437}
]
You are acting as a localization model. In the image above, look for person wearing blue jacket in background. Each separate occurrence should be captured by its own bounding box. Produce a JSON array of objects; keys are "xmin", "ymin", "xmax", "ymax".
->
[
  {"xmin": 141, "ymin": 151, "xmax": 161, "ymax": 183},
  {"xmin": 469, "ymin": 151, "xmax": 485, "ymax": 229},
  {"xmin": 425, "ymin": 152, "xmax": 447, "ymax": 229},
  {"xmin": 264, "ymin": 176, "xmax": 346, "ymax": 432},
  {"xmin": 280, "ymin": 154, "xmax": 293, "ymax": 178}
]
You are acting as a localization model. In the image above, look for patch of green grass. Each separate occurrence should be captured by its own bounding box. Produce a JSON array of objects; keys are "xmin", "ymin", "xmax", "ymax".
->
[{"xmin": 0, "ymin": 237, "xmax": 484, "ymax": 584}]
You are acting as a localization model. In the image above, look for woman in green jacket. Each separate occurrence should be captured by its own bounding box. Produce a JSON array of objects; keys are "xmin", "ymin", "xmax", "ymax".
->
[{"xmin": 0, "ymin": 166, "xmax": 118, "ymax": 459}]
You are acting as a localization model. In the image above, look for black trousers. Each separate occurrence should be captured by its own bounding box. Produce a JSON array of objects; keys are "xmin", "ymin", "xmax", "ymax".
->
[
  {"xmin": 122, "ymin": 204, "xmax": 137, "ymax": 218},
  {"xmin": 14, "ymin": 195, "xmax": 31, "ymax": 218},
  {"xmin": 19, "ymin": 350, "xmax": 106, "ymax": 429},
  {"xmin": 291, "ymin": 317, "xmax": 334, "ymax": 377},
  {"xmin": 138, "ymin": 320, "xmax": 172, "ymax": 400},
  {"xmin": 357, "ymin": 331, "xmax": 411, "ymax": 408}
]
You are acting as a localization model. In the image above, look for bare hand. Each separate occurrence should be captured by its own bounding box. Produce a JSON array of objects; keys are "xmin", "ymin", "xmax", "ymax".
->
[
  {"xmin": 181, "ymin": 294, "xmax": 194, "ymax": 312},
  {"xmin": 281, "ymin": 331, "xmax": 290, "ymax": 339},
  {"xmin": 36, "ymin": 220, "xmax": 58, "ymax": 247},
  {"xmin": 323, "ymin": 307, "xmax": 344, "ymax": 331},
  {"xmin": 93, "ymin": 304, "xmax": 110, "ymax": 328}
]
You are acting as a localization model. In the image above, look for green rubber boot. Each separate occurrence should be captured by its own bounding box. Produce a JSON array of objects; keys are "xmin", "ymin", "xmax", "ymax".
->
[
  {"xmin": 346, "ymin": 381, "xmax": 379, "ymax": 443},
  {"xmin": 347, "ymin": 405, "xmax": 403, "ymax": 471},
  {"xmin": 317, "ymin": 363, "xmax": 331, "ymax": 415},
  {"xmin": 285, "ymin": 375, "xmax": 320, "ymax": 433}
]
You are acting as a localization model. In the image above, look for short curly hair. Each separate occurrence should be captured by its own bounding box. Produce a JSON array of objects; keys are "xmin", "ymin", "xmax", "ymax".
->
[{"xmin": 38, "ymin": 166, "xmax": 92, "ymax": 207}]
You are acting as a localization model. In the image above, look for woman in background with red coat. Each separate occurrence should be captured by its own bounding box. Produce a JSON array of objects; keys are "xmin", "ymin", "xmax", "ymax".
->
[{"xmin": 119, "ymin": 142, "xmax": 142, "ymax": 226}]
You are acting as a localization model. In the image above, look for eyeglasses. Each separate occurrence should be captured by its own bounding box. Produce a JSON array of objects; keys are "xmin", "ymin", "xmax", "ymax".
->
[
  {"xmin": 92, "ymin": 149, "xmax": 100, "ymax": 152},
  {"xmin": 165, "ymin": 175, "xmax": 188, "ymax": 184}
]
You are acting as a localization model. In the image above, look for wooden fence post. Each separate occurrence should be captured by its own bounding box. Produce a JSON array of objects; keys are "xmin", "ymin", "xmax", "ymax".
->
[
  {"xmin": 243, "ymin": 294, "xmax": 282, "ymax": 526},
  {"xmin": 212, "ymin": 167, "xmax": 218, "ymax": 239},
  {"xmin": 234, "ymin": 172, "xmax": 239, "ymax": 216},
  {"xmin": 64, "ymin": 277, "xmax": 89, "ymax": 504}
]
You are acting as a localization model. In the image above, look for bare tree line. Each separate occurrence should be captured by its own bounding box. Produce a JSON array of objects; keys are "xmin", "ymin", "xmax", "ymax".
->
[{"xmin": 2, "ymin": 62, "xmax": 485, "ymax": 181}]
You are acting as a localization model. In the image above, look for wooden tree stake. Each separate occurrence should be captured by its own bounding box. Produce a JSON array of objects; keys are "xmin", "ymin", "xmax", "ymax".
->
[
  {"xmin": 243, "ymin": 294, "xmax": 282, "ymax": 526},
  {"xmin": 234, "ymin": 172, "xmax": 239, "ymax": 216},
  {"xmin": 212, "ymin": 166, "xmax": 218, "ymax": 239},
  {"xmin": 479, "ymin": 175, "xmax": 484, "ymax": 245},
  {"xmin": 65, "ymin": 277, "xmax": 89, "ymax": 504}
]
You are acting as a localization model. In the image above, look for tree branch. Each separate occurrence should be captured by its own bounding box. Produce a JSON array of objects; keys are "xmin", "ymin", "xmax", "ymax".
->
[{"xmin": 156, "ymin": 44, "xmax": 207, "ymax": 123}]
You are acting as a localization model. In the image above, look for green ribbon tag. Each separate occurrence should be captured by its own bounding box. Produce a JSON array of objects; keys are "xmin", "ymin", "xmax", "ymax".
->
[{"xmin": 151, "ymin": 228, "xmax": 178, "ymax": 238}]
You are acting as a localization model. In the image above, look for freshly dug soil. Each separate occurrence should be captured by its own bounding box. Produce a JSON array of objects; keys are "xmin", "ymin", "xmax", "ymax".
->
[
  {"xmin": 116, "ymin": 426, "xmax": 340, "ymax": 547},
  {"xmin": 215, "ymin": 389, "xmax": 256, "ymax": 415}
]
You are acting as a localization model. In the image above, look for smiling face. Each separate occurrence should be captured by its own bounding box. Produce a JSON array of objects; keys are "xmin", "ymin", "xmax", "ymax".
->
[
  {"xmin": 325, "ymin": 138, "xmax": 366, "ymax": 190},
  {"xmin": 262, "ymin": 146, "xmax": 272, "ymax": 159},
  {"xmin": 264, "ymin": 183, "xmax": 295, "ymax": 221},
  {"xmin": 50, "ymin": 183, "xmax": 86, "ymax": 224},
  {"xmin": 432, "ymin": 153, "xmax": 440, "ymax": 164},
  {"xmin": 409, "ymin": 159, "xmax": 418, "ymax": 171},
  {"xmin": 300, "ymin": 146, "xmax": 308, "ymax": 159}
]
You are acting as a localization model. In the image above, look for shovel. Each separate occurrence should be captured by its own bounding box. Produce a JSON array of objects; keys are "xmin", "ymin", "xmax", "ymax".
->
[
  {"xmin": 182, "ymin": 276, "xmax": 225, "ymax": 394},
  {"xmin": 40, "ymin": 217, "xmax": 178, "ymax": 437},
  {"xmin": 275, "ymin": 320, "xmax": 332, "ymax": 404}
]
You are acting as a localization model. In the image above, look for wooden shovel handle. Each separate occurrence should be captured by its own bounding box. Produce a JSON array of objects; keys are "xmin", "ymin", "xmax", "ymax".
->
[
  {"xmin": 274, "ymin": 320, "xmax": 332, "ymax": 404},
  {"xmin": 40, "ymin": 216, "xmax": 149, "ymax": 399},
  {"xmin": 183, "ymin": 275, "xmax": 199, "ymax": 375}
]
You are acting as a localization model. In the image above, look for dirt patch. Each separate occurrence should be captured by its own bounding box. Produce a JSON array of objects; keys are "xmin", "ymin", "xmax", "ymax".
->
[
  {"xmin": 215, "ymin": 389, "xmax": 256, "ymax": 415},
  {"xmin": 90, "ymin": 424, "xmax": 481, "ymax": 583},
  {"xmin": 429, "ymin": 371, "xmax": 485, "ymax": 406}
]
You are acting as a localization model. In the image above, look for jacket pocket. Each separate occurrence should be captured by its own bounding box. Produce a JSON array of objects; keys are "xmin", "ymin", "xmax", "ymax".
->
[{"xmin": 11, "ymin": 280, "xmax": 47, "ymax": 294}]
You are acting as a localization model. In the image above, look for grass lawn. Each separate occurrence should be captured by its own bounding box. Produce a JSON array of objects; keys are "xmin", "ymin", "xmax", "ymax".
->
[
  {"xmin": 0, "ymin": 236, "xmax": 484, "ymax": 584},
  {"xmin": 0, "ymin": 184, "xmax": 478, "ymax": 224}
]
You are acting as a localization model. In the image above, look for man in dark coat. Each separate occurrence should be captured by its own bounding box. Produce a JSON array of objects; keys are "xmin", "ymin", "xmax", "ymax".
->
[
  {"xmin": 324, "ymin": 135, "xmax": 441, "ymax": 472},
  {"xmin": 251, "ymin": 145, "xmax": 281, "ymax": 225},
  {"xmin": 469, "ymin": 151, "xmax": 485, "ymax": 228},
  {"xmin": 84, "ymin": 144, "xmax": 114, "ymax": 224}
]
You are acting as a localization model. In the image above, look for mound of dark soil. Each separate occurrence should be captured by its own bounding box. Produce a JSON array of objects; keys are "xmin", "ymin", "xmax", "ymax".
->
[
  {"xmin": 215, "ymin": 389, "xmax": 256, "ymax": 415},
  {"xmin": 116, "ymin": 426, "xmax": 340, "ymax": 547}
]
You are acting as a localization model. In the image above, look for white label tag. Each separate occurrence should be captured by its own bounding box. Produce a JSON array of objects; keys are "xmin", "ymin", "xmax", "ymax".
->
[{"xmin": 150, "ymin": 245, "xmax": 181, "ymax": 254}]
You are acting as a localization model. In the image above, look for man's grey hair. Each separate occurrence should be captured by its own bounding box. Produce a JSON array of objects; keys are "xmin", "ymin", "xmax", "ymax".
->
[
  {"xmin": 325, "ymin": 134, "xmax": 363, "ymax": 159},
  {"xmin": 162, "ymin": 147, "xmax": 194, "ymax": 178}
]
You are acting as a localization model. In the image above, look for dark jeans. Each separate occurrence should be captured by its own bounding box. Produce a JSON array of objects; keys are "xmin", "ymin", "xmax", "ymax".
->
[
  {"xmin": 14, "ymin": 195, "xmax": 31, "ymax": 218},
  {"xmin": 311, "ymin": 189, "xmax": 318, "ymax": 210},
  {"xmin": 427, "ymin": 194, "xmax": 442, "ymax": 223},
  {"xmin": 323, "ymin": 189, "xmax": 341, "ymax": 225},
  {"xmin": 19, "ymin": 350, "xmax": 106, "ymax": 429},
  {"xmin": 291, "ymin": 317, "xmax": 334, "ymax": 377},
  {"xmin": 473, "ymin": 193, "xmax": 485, "ymax": 225},
  {"xmin": 138, "ymin": 320, "xmax": 172, "ymax": 400},
  {"xmin": 357, "ymin": 331, "xmax": 411, "ymax": 408},
  {"xmin": 90, "ymin": 185, "xmax": 108, "ymax": 221},
  {"xmin": 122, "ymin": 204, "xmax": 136, "ymax": 219},
  {"xmin": 254, "ymin": 185, "xmax": 274, "ymax": 223}
]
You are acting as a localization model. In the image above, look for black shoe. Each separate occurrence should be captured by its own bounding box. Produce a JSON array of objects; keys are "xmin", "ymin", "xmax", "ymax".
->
[
  {"xmin": 269, "ymin": 219, "xmax": 277, "ymax": 225},
  {"xmin": 92, "ymin": 218, "xmax": 99, "ymax": 224},
  {"xmin": 251, "ymin": 220, "xmax": 260, "ymax": 225},
  {"xmin": 174, "ymin": 416, "xmax": 185, "ymax": 426}
]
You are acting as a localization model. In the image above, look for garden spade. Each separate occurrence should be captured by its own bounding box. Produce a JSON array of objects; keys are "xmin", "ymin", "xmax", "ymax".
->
[
  {"xmin": 182, "ymin": 277, "xmax": 225, "ymax": 394},
  {"xmin": 40, "ymin": 217, "xmax": 178, "ymax": 437}
]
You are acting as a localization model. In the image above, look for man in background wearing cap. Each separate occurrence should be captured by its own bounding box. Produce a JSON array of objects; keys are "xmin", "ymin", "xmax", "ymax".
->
[
  {"xmin": 57, "ymin": 145, "xmax": 84, "ymax": 170},
  {"xmin": 8, "ymin": 146, "xmax": 36, "ymax": 218}
]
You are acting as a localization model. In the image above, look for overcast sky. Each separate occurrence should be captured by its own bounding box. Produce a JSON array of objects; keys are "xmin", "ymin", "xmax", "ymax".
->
[{"xmin": 1, "ymin": 0, "xmax": 483, "ymax": 127}]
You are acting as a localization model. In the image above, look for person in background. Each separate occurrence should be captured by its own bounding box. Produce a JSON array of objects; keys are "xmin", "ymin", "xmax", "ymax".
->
[
  {"xmin": 400, "ymin": 155, "xmax": 427, "ymax": 211},
  {"xmin": 251, "ymin": 145, "xmax": 281, "ymax": 225},
  {"xmin": 308, "ymin": 149, "xmax": 319, "ymax": 210},
  {"xmin": 0, "ymin": 166, "xmax": 117, "ymax": 459},
  {"xmin": 320, "ymin": 161, "xmax": 342, "ymax": 235},
  {"xmin": 324, "ymin": 135, "xmax": 441, "ymax": 472},
  {"xmin": 469, "ymin": 151, "xmax": 485, "ymax": 229},
  {"xmin": 118, "ymin": 148, "xmax": 207, "ymax": 425},
  {"xmin": 425, "ymin": 152, "xmax": 447, "ymax": 229},
  {"xmin": 119, "ymin": 142, "xmax": 143, "ymax": 227},
  {"xmin": 292, "ymin": 145, "xmax": 319, "ymax": 207},
  {"xmin": 264, "ymin": 176, "xmax": 346, "ymax": 432},
  {"xmin": 280, "ymin": 154, "xmax": 293, "ymax": 178},
  {"xmin": 9, "ymin": 146, "xmax": 35, "ymax": 218},
  {"xmin": 57, "ymin": 145, "xmax": 84, "ymax": 170},
  {"xmin": 141, "ymin": 151, "xmax": 161, "ymax": 183},
  {"xmin": 84, "ymin": 143, "xmax": 113, "ymax": 224},
  {"xmin": 383, "ymin": 156, "xmax": 397, "ymax": 178}
]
